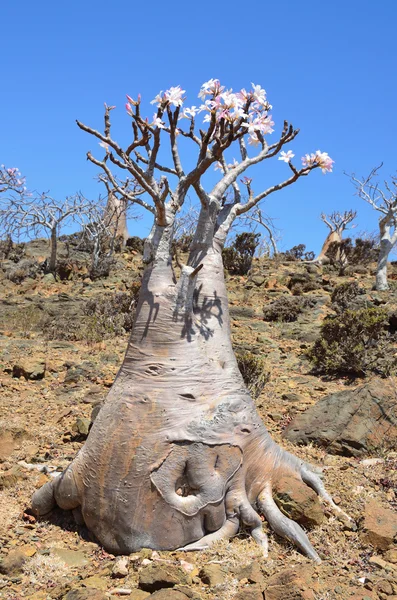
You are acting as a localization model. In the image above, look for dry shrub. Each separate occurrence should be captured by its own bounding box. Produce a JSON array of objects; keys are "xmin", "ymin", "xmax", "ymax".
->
[
  {"xmin": 263, "ymin": 296, "xmax": 316, "ymax": 323},
  {"xmin": 236, "ymin": 351, "xmax": 270, "ymax": 398},
  {"xmin": 22, "ymin": 553, "xmax": 68, "ymax": 586},
  {"xmin": 223, "ymin": 232, "xmax": 260, "ymax": 275},
  {"xmin": 308, "ymin": 306, "xmax": 396, "ymax": 377},
  {"xmin": 6, "ymin": 258, "xmax": 42, "ymax": 283}
]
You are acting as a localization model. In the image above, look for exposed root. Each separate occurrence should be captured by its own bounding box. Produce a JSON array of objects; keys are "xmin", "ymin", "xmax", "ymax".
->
[
  {"xmin": 258, "ymin": 484, "xmax": 321, "ymax": 564},
  {"xmin": 301, "ymin": 463, "xmax": 356, "ymax": 529},
  {"xmin": 178, "ymin": 516, "xmax": 239, "ymax": 551},
  {"xmin": 31, "ymin": 478, "xmax": 56, "ymax": 515}
]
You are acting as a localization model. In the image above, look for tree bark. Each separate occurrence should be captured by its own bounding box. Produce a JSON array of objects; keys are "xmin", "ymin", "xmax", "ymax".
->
[
  {"xmin": 49, "ymin": 227, "xmax": 57, "ymax": 273},
  {"xmin": 32, "ymin": 213, "xmax": 351, "ymax": 560}
]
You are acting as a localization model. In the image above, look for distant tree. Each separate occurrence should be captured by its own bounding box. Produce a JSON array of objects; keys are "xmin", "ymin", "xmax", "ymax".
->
[
  {"xmin": 313, "ymin": 210, "xmax": 357, "ymax": 264},
  {"xmin": 0, "ymin": 178, "xmax": 90, "ymax": 272},
  {"xmin": 241, "ymin": 206, "xmax": 279, "ymax": 256},
  {"xmin": 349, "ymin": 165, "xmax": 397, "ymax": 290}
]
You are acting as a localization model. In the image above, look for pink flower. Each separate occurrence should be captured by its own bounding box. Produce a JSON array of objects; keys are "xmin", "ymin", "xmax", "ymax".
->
[
  {"xmin": 302, "ymin": 150, "xmax": 334, "ymax": 173},
  {"xmin": 152, "ymin": 115, "xmax": 165, "ymax": 129},
  {"xmin": 125, "ymin": 103, "xmax": 133, "ymax": 116},
  {"xmin": 278, "ymin": 150, "xmax": 295, "ymax": 163}
]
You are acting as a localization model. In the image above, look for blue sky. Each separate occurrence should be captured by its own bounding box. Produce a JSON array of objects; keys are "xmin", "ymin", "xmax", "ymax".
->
[{"xmin": 1, "ymin": 0, "xmax": 396, "ymax": 253}]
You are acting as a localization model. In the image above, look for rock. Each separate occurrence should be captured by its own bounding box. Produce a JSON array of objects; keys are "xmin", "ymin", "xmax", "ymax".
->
[
  {"xmin": 63, "ymin": 590, "xmax": 108, "ymax": 600},
  {"xmin": 265, "ymin": 568, "xmax": 317, "ymax": 600},
  {"xmin": 112, "ymin": 556, "xmax": 129, "ymax": 578},
  {"xmin": 72, "ymin": 417, "xmax": 91, "ymax": 438},
  {"xmin": 198, "ymin": 563, "xmax": 226, "ymax": 586},
  {"xmin": 229, "ymin": 306, "xmax": 258, "ymax": 320},
  {"xmin": 146, "ymin": 591, "xmax": 190, "ymax": 600},
  {"xmin": 139, "ymin": 564, "xmax": 191, "ymax": 592},
  {"xmin": 232, "ymin": 562, "xmax": 265, "ymax": 588},
  {"xmin": 274, "ymin": 473, "xmax": 325, "ymax": 527},
  {"xmin": 250, "ymin": 275, "xmax": 265, "ymax": 287},
  {"xmin": 0, "ymin": 549, "xmax": 28, "ymax": 575},
  {"xmin": 129, "ymin": 591, "xmax": 151, "ymax": 600},
  {"xmin": 81, "ymin": 575, "xmax": 108, "ymax": 590},
  {"xmin": 385, "ymin": 548, "xmax": 397, "ymax": 563},
  {"xmin": 52, "ymin": 548, "xmax": 89, "ymax": 567},
  {"xmin": 0, "ymin": 465, "xmax": 26, "ymax": 489},
  {"xmin": 282, "ymin": 392, "xmax": 306, "ymax": 403},
  {"xmin": 362, "ymin": 500, "xmax": 397, "ymax": 550},
  {"xmin": 283, "ymin": 379, "xmax": 397, "ymax": 456},
  {"xmin": 12, "ymin": 357, "xmax": 46, "ymax": 380},
  {"xmin": 232, "ymin": 587, "xmax": 263, "ymax": 600}
]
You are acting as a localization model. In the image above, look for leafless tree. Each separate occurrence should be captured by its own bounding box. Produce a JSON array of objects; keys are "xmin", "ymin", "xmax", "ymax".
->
[
  {"xmin": 0, "ymin": 189, "xmax": 90, "ymax": 272},
  {"xmin": 313, "ymin": 210, "xmax": 357, "ymax": 264},
  {"xmin": 240, "ymin": 206, "xmax": 280, "ymax": 256},
  {"xmin": 349, "ymin": 165, "xmax": 397, "ymax": 290},
  {"xmin": 32, "ymin": 82, "xmax": 351, "ymax": 561}
]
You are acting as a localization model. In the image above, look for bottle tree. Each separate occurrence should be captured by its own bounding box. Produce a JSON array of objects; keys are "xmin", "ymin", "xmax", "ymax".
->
[{"xmin": 32, "ymin": 80, "xmax": 350, "ymax": 561}]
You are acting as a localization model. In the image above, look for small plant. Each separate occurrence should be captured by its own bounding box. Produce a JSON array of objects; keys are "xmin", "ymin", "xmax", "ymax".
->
[
  {"xmin": 326, "ymin": 237, "xmax": 379, "ymax": 273},
  {"xmin": 82, "ymin": 283, "xmax": 141, "ymax": 342},
  {"xmin": 6, "ymin": 258, "xmax": 42, "ymax": 283},
  {"xmin": 126, "ymin": 236, "xmax": 145, "ymax": 253},
  {"xmin": 288, "ymin": 272, "xmax": 321, "ymax": 294},
  {"xmin": 263, "ymin": 295, "xmax": 316, "ymax": 323},
  {"xmin": 282, "ymin": 244, "xmax": 315, "ymax": 262},
  {"xmin": 236, "ymin": 351, "xmax": 270, "ymax": 398},
  {"xmin": 331, "ymin": 280, "xmax": 365, "ymax": 312},
  {"xmin": 308, "ymin": 306, "xmax": 395, "ymax": 377},
  {"xmin": 223, "ymin": 232, "xmax": 260, "ymax": 275}
]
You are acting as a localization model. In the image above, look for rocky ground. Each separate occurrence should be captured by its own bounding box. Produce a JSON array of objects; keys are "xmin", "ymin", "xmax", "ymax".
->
[{"xmin": 0, "ymin": 240, "xmax": 397, "ymax": 600}]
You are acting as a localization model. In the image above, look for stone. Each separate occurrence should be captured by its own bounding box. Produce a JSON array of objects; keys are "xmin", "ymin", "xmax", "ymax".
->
[
  {"xmin": 274, "ymin": 473, "xmax": 325, "ymax": 527},
  {"xmin": 198, "ymin": 563, "xmax": 226, "ymax": 586},
  {"xmin": 52, "ymin": 548, "xmax": 89, "ymax": 567},
  {"xmin": 229, "ymin": 306, "xmax": 258, "ymax": 320},
  {"xmin": 232, "ymin": 563, "xmax": 265, "ymax": 588},
  {"xmin": 250, "ymin": 275, "xmax": 265, "ymax": 287},
  {"xmin": 283, "ymin": 379, "xmax": 397, "ymax": 456},
  {"xmin": 0, "ymin": 465, "xmax": 26, "ymax": 489},
  {"xmin": 81, "ymin": 575, "xmax": 108, "ymax": 590},
  {"xmin": 129, "ymin": 591, "xmax": 151, "ymax": 600},
  {"xmin": 265, "ymin": 568, "xmax": 317, "ymax": 600},
  {"xmin": 72, "ymin": 417, "xmax": 91, "ymax": 438},
  {"xmin": 139, "ymin": 564, "xmax": 191, "ymax": 592},
  {"xmin": 146, "ymin": 591, "xmax": 190, "ymax": 600},
  {"xmin": 12, "ymin": 357, "xmax": 46, "ymax": 380},
  {"xmin": 385, "ymin": 548, "xmax": 397, "ymax": 563},
  {"xmin": 112, "ymin": 556, "xmax": 129, "ymax": 578},
  {"xmin": 362, "ymin": 500, "xmax": 397, "ymax": 550},
  {"xmin": 63, "ymin": 590, "xmax": 108, "ymax": 600},
  {"xmin": 232, "ymin": 587, "xmax": 263, "ymax": 600},
  {"xmin": 0, "ymin": 549, "xmax": 28, "ymax": 575}
]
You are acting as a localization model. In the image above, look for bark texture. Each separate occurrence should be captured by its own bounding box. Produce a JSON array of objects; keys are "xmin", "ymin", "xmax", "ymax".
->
[{"xmin": 32, "ymin": 217, "xmax": 351, "ymax": 560}]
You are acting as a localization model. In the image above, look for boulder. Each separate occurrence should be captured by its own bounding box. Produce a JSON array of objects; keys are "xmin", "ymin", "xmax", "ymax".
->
[
  {"xmin": 362, "ymin": 499, "xmax": 397, "ymax": 550},
  {"xmin": 232, "ymin": 562, "xmax": 265, "ymax": 588},
  {"xmin": 12, "ymin": 357, "xmax": 46, "ymax": 380},
  {"xmin": 198, "ymin": 563, "xmax": 226, "ymax": 586},
  {"xmin": 139, "ymin": 564, "xmax": 191, "ymax": 592},
  {"xmin": 232, "ymin": 588, "xmax": 263, "ymax": 600},
  {"xmin": 146, "ymin": 591, "xmax": 190, "ymax": 600},
  {"xmin": 0, "ymin": 549, "xmax": 28, "ymax": 575},
  {"xmin": 274, "ymin": 473, "xmax": 325, "ymax": 527},
  {"xmin": 283, "ymin": 379, "xmax": 397, "ymax": 456},
  {"xmin": 265, "ymin": 568, "xmax": 317, "ymax": 600},
  {"xmin": 63, "ymin": 590, "xmax": 108, "ymax": 600}
]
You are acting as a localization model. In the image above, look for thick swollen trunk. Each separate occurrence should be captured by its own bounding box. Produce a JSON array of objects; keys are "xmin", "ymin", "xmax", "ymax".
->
[
  {"xmin": 32, "ymin": 216, "xmax": 351, "ymax": 560},
  {"xmin": 376, "ymin": 238, "xmax": 392, "ymax": 291},
  {"xmin": 106, "ymin": 194, "xmax": 129, "ymax": 245},
  {"xmin": 314, "ymin": 230, "xmax": 342, "ymax": 264},
  {"xmin": 49, "ymin": 227, "xmax": 57, "ymax": 273}
]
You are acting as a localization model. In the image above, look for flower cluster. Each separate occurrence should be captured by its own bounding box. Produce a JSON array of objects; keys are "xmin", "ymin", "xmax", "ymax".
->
[
  {"xmin": 302, "ymin": 151, "xmax": 334, "ymax": 173},
  {"xmin": 0, "ymin": 165, "xmax": 26, "ymax": 189},
  {"xmin": 150, "ymin": 86, "xmax": 186, "ymax": 108}
]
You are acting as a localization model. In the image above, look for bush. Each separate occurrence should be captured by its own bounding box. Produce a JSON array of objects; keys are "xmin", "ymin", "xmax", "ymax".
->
[
  {"xmin": 288, "ymin": 272, "xmax": 321, "ymax": 294},
  {"xmin": 126, "ymin": 236, "xmax": 145, "ymax": 253},
  {"xmin": 263, "ymin": 295, "xmax": 316, "ymax": 323},
  {"xmin": 0, "ymin": 239, "xmax": 26, "ymax": 262},
  {"xmin": 223, "ymin": 232, "xmax": 260, "ymax": 275},
  {"xmin": 326, "ymin": 237, "xmax": 378, "ymax": 268},
  {"xmin": 89, "ymin": 256, "xmax": 116, "ymax": 280},
  {"xmin": 6, "ymin": 258, "xmax": 42, "ymax": 283},
  {"xmin": 281, "ymin": 244, "xmax": 315, "ymax": 262},
  {"xmin": 308, "ymin": 307, "xmax": 396, "ymax": 377},
  {"xmin": 236, "ymin": 351, "xmax": 270, "ymax": 399},
  {"xmin": 82, "ymin": 283, "xmax": 141, "ymax": 342},
  {"xmin": 331, "ymin": 281, "xmax": 365, "ymax": 312}
]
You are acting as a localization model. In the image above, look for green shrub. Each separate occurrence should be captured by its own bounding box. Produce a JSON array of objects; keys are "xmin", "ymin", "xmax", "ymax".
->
[
  {"xmin": 263, "ymin": 296, "xmax": 316, "ymax": 323},
  {"xmin": 331, "ymin": 281, "xmax": 365, "ymax": 312},
  {"xmin": 281, "ymin": 244, "xmax": 315, "ymax": 262},
  {"xmin": 236, "ymin": 351, "xmax": 270, "ymax": 398},
  {"xmin": 82, "ymin": 284, "xmax": 141, "ymax": 342},
  {"xmin": 223, "ymin": 232, "xmax": 260, "ymax": 275},
  {"xmin": 308, "ymin": 307, "xmax": 395, "ymax": 377}
]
